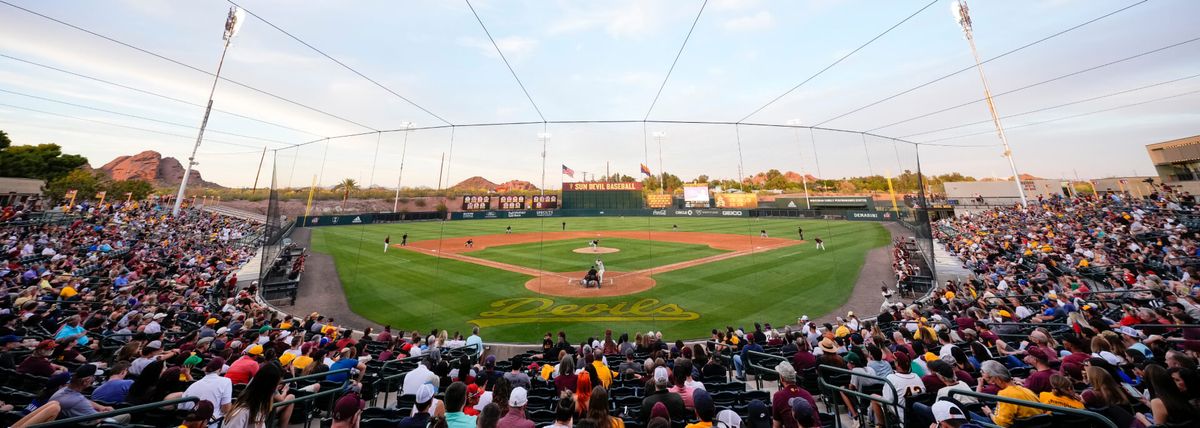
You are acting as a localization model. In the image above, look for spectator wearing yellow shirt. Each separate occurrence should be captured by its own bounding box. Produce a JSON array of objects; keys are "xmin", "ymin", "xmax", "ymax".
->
[
  {"xmin": 589, "ymin": 349, "xmax": 616, "ymax": 389},
  {"xmin": 1037, "ymin": 375, "xmax": 1084, "ymax": 409},
  {"xmin": 975, "ymin": 360, "xmax": 1047, "ymax": 427},
  {"xmin": 59, "ymin": 284, "xmax": 78, "ymax": 300}
]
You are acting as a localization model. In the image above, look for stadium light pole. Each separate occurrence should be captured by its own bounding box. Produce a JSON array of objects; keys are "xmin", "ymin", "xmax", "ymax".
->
[
  {"xmin": 652, "ymin": 131, "xmax": 666, "ymax": 194},
  {"xmin": 951, "ymin": 0, "xmax": 1027, "ymax": 207},
  {"xmin": 538, "ymin": 132, "xmax": 551, "ymax": 195},
  {"xmin": 172, "ymin": 6, "xmax": 244, "ymax": 216},
  {"xmin": 786, "ymin": 119, "xmax": 812, "ymax": 209},
  {"xmin": 393, "ymin": 122, "xmax": 413, "ymax": 212}
]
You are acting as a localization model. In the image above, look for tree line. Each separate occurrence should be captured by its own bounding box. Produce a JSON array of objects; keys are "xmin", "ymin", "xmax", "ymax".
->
[{"xmin": 0, "ymin": 130, "xmax": 155, "ymax": 202}]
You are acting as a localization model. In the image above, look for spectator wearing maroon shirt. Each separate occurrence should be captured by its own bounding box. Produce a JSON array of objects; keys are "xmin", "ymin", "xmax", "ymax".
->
[
  {"xmin": 771, "ymin": 361, "xmax": 820, "ymax": 428},
  {"xmin": 17, "ymin": 340, "xmax": 65, "ymax": 377},
  {"xmin": 791, "ymin": 340, "xmax": 817, "ymax": 373},
  {"xmin": 1022, "ymin": 347, "xmax": 1055, "ymax": 395},
  {"xmin": 1060, "ymin": 336, "xmax": 1091, "ymax": 367}
]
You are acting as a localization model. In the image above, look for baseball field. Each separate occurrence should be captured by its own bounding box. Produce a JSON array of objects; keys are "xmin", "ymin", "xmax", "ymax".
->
[{"xmin": 309, "ymin": 217, "xmax": 890, "ymax": 343}]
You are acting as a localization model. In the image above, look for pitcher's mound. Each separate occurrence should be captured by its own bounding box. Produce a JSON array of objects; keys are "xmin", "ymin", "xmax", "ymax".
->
[
  {"xmin": 525, "ymin": 271, "xmax": 655, "ymax": 297},
  {"xmin": 573, "ymin": 247, "xmax": 620, "ymax": 254}
]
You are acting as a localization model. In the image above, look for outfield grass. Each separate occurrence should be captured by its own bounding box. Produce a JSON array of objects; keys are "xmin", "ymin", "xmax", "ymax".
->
[
  {"xmin": 467, "ymin": 237, "xmax": 727, "ymax": 273},
  {"xmin": 310, "ymin": 217, "xmax": 889, "ymax": 342}
]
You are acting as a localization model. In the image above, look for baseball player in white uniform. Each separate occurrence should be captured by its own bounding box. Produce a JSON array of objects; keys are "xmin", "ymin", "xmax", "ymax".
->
[{"xmin": 595, "ymin": 259, "xmax": 605, "ymax": 284}]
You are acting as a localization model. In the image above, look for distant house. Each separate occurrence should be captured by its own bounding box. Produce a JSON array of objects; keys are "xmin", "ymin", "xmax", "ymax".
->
[{"xmin": 0, "ymin": 177, "xmax": 45, "ymax": 206}]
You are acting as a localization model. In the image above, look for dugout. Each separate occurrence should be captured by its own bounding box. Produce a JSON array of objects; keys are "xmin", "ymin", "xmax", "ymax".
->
[{"xmin": 561, "ymin": 182, "xmax": 646, "ymax": 210}]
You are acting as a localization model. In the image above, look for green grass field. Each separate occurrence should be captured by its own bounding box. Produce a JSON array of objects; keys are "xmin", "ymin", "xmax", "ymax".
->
[
  {"xmin": 467, "ymin": 237, "xmax": 727, "ymax": 273},
  {"xmin": 309, "ymin": 217, "xmax": 890, "ymax": 343}
]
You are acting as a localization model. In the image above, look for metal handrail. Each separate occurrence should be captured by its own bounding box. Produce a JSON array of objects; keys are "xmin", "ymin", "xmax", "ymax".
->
[
  {"xmin": 371, "ymin": 372, "xmax": 408, "ymax": 407},
  {"xmin": 266, "ymin": 368, "xmax": 351, "ymax": 428},
  {"xmin": 29, "ymin": 396, "xmax": 200, "ymax": 428},
  {"xmin": 284, "ymin": 368, "xmax": 350, "ymax": 385},
  {"xmin": 945, "ymin": 388, "xmax": 1117, "ymax": 428},
  {"xmin": 816, "ymin": 365, "xmax": 903, "ymax": 428}
]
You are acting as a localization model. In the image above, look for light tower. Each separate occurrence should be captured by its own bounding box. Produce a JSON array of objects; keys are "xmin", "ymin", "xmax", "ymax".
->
[
  {"xmin": 172, "ymin": 6, "xmax": 244, "ymax": 215},
  {"xmin": 652, "ymin": 131, "xmax": 667, "ymax": 194},
  {"xmin": 951, "ymin": 0, "xmax": 1027, "ymax": 206}
]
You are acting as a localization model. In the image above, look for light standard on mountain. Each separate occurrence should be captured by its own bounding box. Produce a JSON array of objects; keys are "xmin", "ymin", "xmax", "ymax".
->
[
  {"xmin": 951, "ymin": 0, "xmax": 1027, "ymax": 206},
  {"xmin": 172, "ymin": 6, "xmax": 245, "ymax": 215}
]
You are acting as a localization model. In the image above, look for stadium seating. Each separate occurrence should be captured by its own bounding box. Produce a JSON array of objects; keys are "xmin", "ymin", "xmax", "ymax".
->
[{"xmin": 2, "ymin": 192, "xmax": 1198, "ymax": 427}]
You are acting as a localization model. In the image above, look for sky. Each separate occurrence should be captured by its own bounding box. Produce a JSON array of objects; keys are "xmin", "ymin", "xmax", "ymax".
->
[{"xmin": 1, "ymin": 0, "xmax": 1198, "ymax": 189}]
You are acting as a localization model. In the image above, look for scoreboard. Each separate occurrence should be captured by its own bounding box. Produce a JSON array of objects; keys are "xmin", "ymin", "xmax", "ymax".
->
[{"xmin": 461, "ymin": 194, "xmax": 559, "ymax": 211}]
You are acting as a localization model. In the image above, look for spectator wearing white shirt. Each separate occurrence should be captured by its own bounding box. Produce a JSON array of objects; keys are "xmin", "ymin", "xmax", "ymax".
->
[
  {"xmin": 402, "ymin": 356, "xmax": 440, "ymax": 396},
  {"xmin": 180, "ymin": 357, "xmax": 234, "ymax": 421}
]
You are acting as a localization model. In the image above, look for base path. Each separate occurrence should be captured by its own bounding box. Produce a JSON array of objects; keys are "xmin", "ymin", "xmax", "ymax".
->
[{"xmin": 399, "ymin": 231, "xmax": 803, "ymax": 297}]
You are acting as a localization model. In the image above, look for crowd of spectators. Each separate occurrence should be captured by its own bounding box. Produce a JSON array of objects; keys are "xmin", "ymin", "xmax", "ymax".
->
[{"xmin": 4, "ymin": 189, "xmax": 1200, "ymax": 428}]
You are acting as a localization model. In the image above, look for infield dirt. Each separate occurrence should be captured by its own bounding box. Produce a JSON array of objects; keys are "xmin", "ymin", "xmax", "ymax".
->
[{"xmin": 397, "ymin": 231, "xmax": 804, "ymax": 297}]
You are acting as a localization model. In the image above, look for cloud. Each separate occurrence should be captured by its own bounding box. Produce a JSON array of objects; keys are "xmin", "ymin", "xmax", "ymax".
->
[
  {"xmin": 547, "ymin": 1, "xmax": 656, "ymax": 39},
  {"xmin": 723, "ymin": 11, "xmax": 775, "ymax": 31},
  {"xmin": 457, "ymin": 35, "xmax": 539, "ymax": 61}
]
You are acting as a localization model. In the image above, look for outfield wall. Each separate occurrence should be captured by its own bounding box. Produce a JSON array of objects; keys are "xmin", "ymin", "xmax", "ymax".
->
[{"xmin": 297, "ymin": 208, "xmax": 902, "ymax": 224}]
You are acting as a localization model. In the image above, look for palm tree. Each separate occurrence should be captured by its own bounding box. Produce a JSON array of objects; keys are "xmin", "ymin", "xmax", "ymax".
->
[{"xmin": 333, "ymin": 178, "xmax": 359, "ymax": 207}]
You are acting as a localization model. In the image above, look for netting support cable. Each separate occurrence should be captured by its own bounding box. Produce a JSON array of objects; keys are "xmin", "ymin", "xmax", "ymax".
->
[{"xmin": 368, "ymin": 131, "xmax": 383, "ymax": 188}]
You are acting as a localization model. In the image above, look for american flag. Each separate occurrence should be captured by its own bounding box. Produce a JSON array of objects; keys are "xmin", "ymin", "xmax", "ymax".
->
[{"xmin": 562, "ymin": 165, "xmax": 575, "ymax": 178}]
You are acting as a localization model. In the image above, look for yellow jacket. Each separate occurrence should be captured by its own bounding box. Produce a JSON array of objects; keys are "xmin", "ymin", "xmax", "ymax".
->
[{"xmin": 993, "ymin": 385, "xmax": 1047, "ymax": 427}]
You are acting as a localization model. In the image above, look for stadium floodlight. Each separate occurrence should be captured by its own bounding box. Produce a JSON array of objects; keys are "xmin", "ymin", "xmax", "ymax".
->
[
  {"xmin": 951, "ymin": 0, "xmax": 1027, "ymax": 207},
  {"xmin": 786, "ymin": 119, "xmax": 812, "ymax": 209},
  {"xmin": 652, "ymin": 132, "xmax": 667, "ymax": 194},
  {"xmin": 538, "ymin": 132, "xmax": 551, "ymax": 195},
  {"xmin": 172, "ymin": 6, "xmax": 244, "ymax": 216},
  {"xmin": 394, "ymin": 122, "xmax": 414, "ymax": 212}
]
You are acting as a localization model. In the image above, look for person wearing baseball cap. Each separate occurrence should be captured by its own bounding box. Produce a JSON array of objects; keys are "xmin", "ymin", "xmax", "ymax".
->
[
  {"xmin": 224, "ymin": 345, "xmax": 262, "ymax": 385},
  {"xmin": 180, "ymin": 357, "xmax": 233, "ymax": 420},
  {"xmin": 0, "ymin": 335, "xmax": 22, "ymax": 369},
  {"xmin": 399, "ymin": 384, "xmax": 437, "ymax": 428},
  {"xmin": 16, "ymin": 339, "xmax": 65, "ymax": 377},
  {"xmin": 640, "ymin": 366, "xmax": 685, "ymax": 423},
  {"xmin": 1021, "ymin": 346, "xmax": 1054, "ymax": 395},
  {"xmin": 745, "ymin": 399, "xmax": 771, "ymax": 428},
  {"xmin": 686, "ymin": 389, "xmax": 716, "ymax": 428},
  {"xmin": 180, "ymin": 400, "xmax": 215, "ymax": 428},
  {"xmin": 498, "ymin": 386, "xmax": 535, "ymax": 428},
  {"xmin": 771, "ymin": 360, "xmax": 820, "ymax": 428},
  {"xmin": 931, "ymin": 400, "xmax": 970, "ymax": 428},
  {"xmin": 49, "ymin": 364, "xmax": 131, "ymax": 422},
  {"xmin": 332, "ymin": 392, "xmax": 365, "ymax": 428},
  {"xmin": 464, "ymin": 384, "xmax": 483, "ymax": 416},
  {"xmin": 978, "ymin": 360, "xmax": 1046, "ymax": 427}
]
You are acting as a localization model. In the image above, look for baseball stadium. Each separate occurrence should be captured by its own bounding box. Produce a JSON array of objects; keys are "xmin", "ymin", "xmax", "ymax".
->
[{"xmin": 1, "ymin": 1, "xmax": 1198, "ymax": 428}]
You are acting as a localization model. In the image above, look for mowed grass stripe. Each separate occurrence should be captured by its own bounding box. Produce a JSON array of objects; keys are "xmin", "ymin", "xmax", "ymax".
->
[
  {"xmin": 466, "ymin": 238, "xmax": 727, "ymax": 273},
  {"xmin": 310, "ymin": 217, "xmax": 888, "ymax": 342}
]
